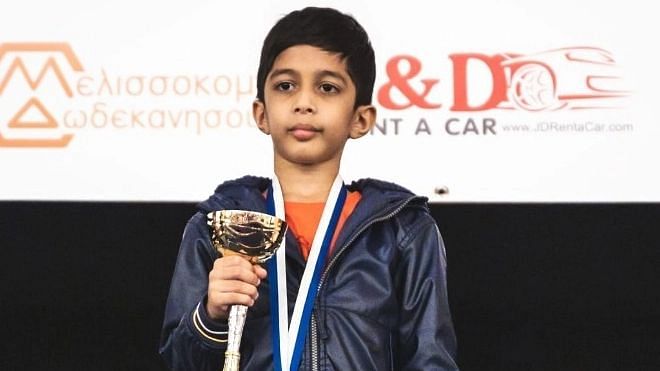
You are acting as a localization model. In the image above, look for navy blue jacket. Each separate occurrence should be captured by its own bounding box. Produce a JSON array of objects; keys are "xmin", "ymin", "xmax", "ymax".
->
[{"xmin": 159, "ymin": 176, "xmax": 458, "ymax": 370}]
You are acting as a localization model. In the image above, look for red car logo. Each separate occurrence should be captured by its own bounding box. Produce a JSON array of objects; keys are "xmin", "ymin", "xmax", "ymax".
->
[{"xmin": 499, "ymin": 47, "xmax": 630, "ymax": 111}]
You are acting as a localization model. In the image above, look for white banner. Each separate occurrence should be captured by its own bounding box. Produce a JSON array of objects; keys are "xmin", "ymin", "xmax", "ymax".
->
[{"xmin": 1, "ymin": 0, "xmax": 657, "ymax": 202}]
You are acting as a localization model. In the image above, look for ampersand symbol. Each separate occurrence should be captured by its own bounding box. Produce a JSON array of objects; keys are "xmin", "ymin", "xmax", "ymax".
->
[{"xmin": 378, "ymin": 55, "xmax": 441, "ymax": 110}]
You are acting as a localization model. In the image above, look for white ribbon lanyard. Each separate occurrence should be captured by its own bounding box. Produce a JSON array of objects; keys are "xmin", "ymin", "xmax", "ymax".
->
[{"xmin": 269, "ymin": 174, "xmax": 345, "ymax": 371}]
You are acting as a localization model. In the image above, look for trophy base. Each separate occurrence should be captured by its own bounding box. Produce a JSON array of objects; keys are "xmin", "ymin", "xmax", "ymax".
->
[{"xmin": 223, "ymin": 351, "xmax": 240, "ymax": 371}]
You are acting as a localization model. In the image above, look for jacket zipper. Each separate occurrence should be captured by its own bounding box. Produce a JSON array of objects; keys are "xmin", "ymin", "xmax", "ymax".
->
[
  {"xmin": 311, "ymin": 312, "xmax": 319, "ymax": 370},
  {"xmin": 310, "ymin": 196, "xmax": 421, "ymax": 371}
]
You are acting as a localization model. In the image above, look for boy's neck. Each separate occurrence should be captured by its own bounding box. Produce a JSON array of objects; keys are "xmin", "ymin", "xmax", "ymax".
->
[{"xmin": 274, "ymin": 160, "xmax": 340, "ymax": 203}]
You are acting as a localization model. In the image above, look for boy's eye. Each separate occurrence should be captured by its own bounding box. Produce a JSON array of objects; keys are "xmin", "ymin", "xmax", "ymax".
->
[
  {"xmin": 319, "ymin": 83, "xmax": 339, "ymax": 94},
  {"xmin": 275, "ymin": 82, "xmax": 295, "ymax": 91}
]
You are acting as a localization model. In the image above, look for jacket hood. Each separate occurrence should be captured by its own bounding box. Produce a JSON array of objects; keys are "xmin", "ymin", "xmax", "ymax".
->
[
  {"xmin": 197, "ymin": 175, "xmax": 427, "ymax": 215},
  {"xmin": 197, "ymin": 175, "xmax": 271, "ymax": 214}
]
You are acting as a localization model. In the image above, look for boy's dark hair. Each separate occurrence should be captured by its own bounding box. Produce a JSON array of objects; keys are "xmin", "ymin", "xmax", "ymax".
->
[{"xmin": 256, "ymin": 7, "xmax": 376, "ymax": 107}]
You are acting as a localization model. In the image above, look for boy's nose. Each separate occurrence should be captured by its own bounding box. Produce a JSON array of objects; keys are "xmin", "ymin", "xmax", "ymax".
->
[
  {"xmin": 293, "ymin": 91, "xmax": 316, "ymax": 114},
  {"xmin": 294, "ymin": 105, "xmax": 315, "ymax": 114}
]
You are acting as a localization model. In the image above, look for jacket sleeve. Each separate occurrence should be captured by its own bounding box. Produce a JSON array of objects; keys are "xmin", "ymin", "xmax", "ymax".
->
[
  {"xmin": 159, "ymin": 212, "xmax": 228, "ymax": 370},
  {"xmin": 394, "ymin": 214, "xmax": 459, "ymax": 370}
]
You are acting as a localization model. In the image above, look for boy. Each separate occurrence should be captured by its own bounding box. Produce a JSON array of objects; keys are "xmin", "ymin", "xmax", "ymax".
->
[{"xmin": 160, "ymin": 7, "xmax": 458, "ymax": 370}]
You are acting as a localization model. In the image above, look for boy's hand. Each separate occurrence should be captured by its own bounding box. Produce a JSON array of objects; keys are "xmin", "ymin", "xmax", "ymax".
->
[{"xmin": 206, "ymin": 255, "xmax": 268, "ymax": 321}]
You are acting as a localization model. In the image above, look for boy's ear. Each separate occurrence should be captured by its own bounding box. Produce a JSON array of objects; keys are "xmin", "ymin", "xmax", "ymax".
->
[
  {"xmin": 253, "ymin": 99, "xmax": 270, "ymax": 134},
  {"xmin": 349, "ymin": 105, "xmax": 376, "ymax": 139}
]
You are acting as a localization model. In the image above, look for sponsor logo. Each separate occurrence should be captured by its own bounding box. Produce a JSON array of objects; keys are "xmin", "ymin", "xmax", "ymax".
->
[
  {"xmin": 374, "ymin": 47, "xmax": 632, "ymax": 136},
  {"xmin": 378, "ymin": 46, "xmax": 630, "ymax": 112},
  {"xmin": 0, "ymin": 42, "xmax": 82, "ymax": 147}
]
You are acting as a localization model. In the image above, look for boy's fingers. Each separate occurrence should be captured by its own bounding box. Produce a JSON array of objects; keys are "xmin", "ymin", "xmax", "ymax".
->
[
  {"xmin": 213, "ymin": 255, "xmax": 252, "ymax": 270},
  {"xmin": 211, "ymin": 280, "xmax": 259, "ymax": 300},
  {"xmin": 208, "ymin": 280, "xmax": 259, "ymax": 308},
  {"xmin": 210, "ymin": 263, "xmax": 260, "ymax": 286},
  {"xmin": 214, "ymin": 293, "xmax": 256, "ymax": 307},
  {"xmin": 254, "ymin": 265, "xmax": 268, "ymax": 280},
  {"xmin": 208, "ymin": 292, "xmax": 255, "ymax": 315}
]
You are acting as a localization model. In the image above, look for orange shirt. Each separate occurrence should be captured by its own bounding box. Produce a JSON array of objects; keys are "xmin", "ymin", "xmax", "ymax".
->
[{"xmin": 284, "ymin": 191, "xmax": 361, "ymax": 260}]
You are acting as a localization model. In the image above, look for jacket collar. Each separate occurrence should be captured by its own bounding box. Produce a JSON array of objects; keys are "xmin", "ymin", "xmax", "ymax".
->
[{"xmin": 197, "ymin": 175, "xmax": 426, "ymax": 216}]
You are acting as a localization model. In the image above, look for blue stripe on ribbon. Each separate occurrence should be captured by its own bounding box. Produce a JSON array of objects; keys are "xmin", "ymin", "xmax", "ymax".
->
[{"xmin": 266, "ymin": 186, "xmax": 282, "ymax": 371}]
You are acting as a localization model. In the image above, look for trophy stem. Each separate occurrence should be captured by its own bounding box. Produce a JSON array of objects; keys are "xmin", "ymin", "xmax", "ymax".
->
[
  {"xmin": 223, "ymin": 304, "xmax": 247, "ymax": 371},
  {"xmin": 223, "ymin": 351, "xmax": 240, "ymax": 371}
]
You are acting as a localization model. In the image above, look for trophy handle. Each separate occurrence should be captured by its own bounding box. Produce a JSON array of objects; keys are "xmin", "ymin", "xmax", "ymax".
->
[{"xmin": 223, "ymin": 304, "xmax": 247, "ymax": 371}]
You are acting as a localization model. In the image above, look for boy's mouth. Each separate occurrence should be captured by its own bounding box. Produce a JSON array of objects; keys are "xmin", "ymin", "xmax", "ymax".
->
[{"xmin": 289, "ymin": 124, "xmax": 321, "ymax": 141}]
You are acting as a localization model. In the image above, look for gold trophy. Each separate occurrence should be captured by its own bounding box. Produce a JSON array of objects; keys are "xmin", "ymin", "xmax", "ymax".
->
[{"xmin": 207, "ymin": 210, "xmax": 287, "ymax": 371}]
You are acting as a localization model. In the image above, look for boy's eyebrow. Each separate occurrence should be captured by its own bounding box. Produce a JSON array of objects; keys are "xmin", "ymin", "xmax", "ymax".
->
[
  {"xmin": 268, "ymin": 68, "xmax": 349, "ymax": 85},
  {"xmin": 268, "ymin": 68, "xmax": 299, "ymax": 80},
  {"xmin": 316, "ymin": 70, "xmax": 348, "ymax": 85}
]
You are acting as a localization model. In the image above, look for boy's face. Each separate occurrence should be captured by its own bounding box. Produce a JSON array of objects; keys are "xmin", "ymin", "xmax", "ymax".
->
[{"xmin": 253, "ymin": 45, "xmax": 375, "ymax": 168}]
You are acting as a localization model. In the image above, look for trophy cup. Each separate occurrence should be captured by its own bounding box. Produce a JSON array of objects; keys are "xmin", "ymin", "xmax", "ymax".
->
[{"xmin": 207, "ymin": 210, "xmax": 287, "ymax": 371}]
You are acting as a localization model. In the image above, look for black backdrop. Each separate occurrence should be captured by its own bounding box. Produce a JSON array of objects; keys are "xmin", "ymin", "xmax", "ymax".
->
[{"xmin": 1, "ymin": 202, "xmax": 659, "ymax": 370}]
